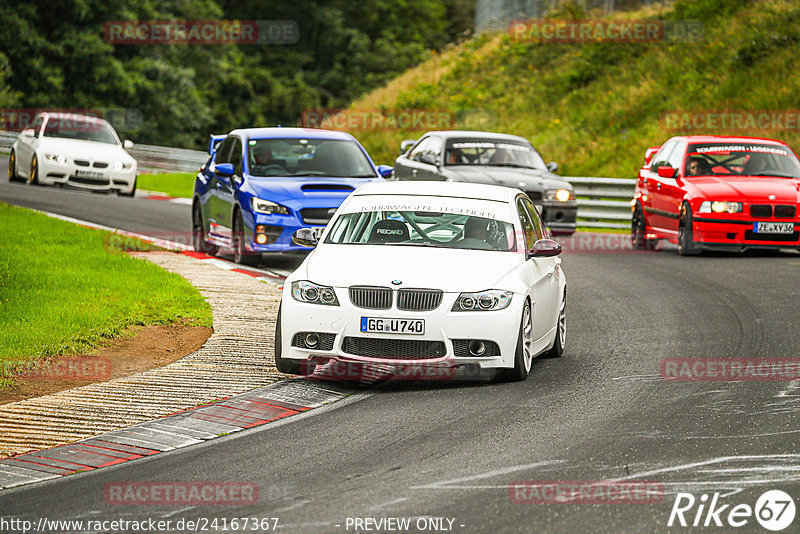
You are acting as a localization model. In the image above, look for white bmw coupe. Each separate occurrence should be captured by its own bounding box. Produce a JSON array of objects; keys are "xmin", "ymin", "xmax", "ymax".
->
[
  {"xmin": 8, "ymin": 112, "xmax": 138, "ymax": 196},
  {"xmin": 275, "ymin": 181, "xmax": 567, "ymax": 381}
]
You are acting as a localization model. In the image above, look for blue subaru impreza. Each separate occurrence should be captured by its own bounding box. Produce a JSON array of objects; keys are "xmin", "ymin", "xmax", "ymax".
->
[{"xmin": 192, "ymin": 127, "xmax": 391, "ymax": 265}]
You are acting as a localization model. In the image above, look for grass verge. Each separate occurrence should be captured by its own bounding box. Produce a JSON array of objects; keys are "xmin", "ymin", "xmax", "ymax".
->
[
  {"xmin": 137, "ymin": 172, "xmax": 196, "ymax": 198},
  {"xmin": 0, "ymin": 202, "xmax": 212, "ymax": 387}
]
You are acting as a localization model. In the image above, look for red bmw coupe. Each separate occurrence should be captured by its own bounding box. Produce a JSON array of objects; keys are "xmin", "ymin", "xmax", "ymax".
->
[{"xmin": 632, "ymin": 135, "xmax": 800, "ymax": 255}]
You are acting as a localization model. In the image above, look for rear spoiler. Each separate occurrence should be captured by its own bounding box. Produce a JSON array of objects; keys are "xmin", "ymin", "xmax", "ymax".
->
[{"xmin": 208, "ymin": 134, "xmax": 226, "ymax": 155}]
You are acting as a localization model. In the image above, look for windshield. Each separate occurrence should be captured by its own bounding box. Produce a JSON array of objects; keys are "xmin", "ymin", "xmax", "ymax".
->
[
  {"xmin": 686, "ymin": 143, "xmax": 800, "ymax": 178},
  {"xmin": 247, "ymin": 138, "xmax": 376, "ymax": 178},
  {"xmin": 42, "ymin": 117, "xmax": 119, "ymax": 144},
  {"xmin": 325, "ymin": 210, "xmax": 517, "ymax": 251},
  {"xmin": 444, "ymin": 138, "xmax": 547, "ymax": 170}
]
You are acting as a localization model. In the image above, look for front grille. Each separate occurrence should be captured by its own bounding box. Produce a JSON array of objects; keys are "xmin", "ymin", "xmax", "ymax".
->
[
  {"xmin": 397, "ymin": 289, "xmax": 443, "ymax": 311},
  {"xmin": 300, "ymin": 208, "xmax": 336, "ymax": 225},
  {"xmin": 526, "ymin": 190, "xmax": 543, "ymax": 201},
  {"xmin": 349, "ymin": 286, "xmax": 392, "ymax": 309},
  {"xmin": 71, "ymin": 175, "xmax": 110, "ymax": 185},
  {"xmin": 744, "ymin": 230, "xmax": 799, "ymax": 242},
  {"xmin": 342, "ymin": 337, "xmax": 446, "ymax": 360},
  {"xmin": 750, "ymin": 204, "xmax": 772, "ymax": 218},
  {"xmin": 775, "ymin": 205, "xmax": 796, "ymax": 218},
  {"xmin": 452, "ymin": 340, "xmax": 501, "ymax": 357},
  {"xmin": 74, "ymin": 160, "xmax": 90, "ymax": 167},
  {"xmin": 93, "ymin": 162, "xmax": 109, "ymax": 169},
  {"xmin": 291, "ymin": 332, "xmax": 336, "ymax": 351}
]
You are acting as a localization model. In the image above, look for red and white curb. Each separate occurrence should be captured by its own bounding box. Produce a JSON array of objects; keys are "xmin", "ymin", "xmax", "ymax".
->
[
  {"xmin": 32, "ymin": 208, "xmax": 289, "ymax": 287},
  {"xmin": 136, "ymin": 189, "xmax": 192, "ymax": 205},
  {"xmin": 0, "ymin": 380, "xmax": 353, "ymax": 491}
]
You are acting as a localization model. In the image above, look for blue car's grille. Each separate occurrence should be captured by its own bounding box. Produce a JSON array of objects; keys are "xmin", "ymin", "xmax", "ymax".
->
[{"xmin": 300, "ymin": 208, "xmax": 336, "ymax": 225}]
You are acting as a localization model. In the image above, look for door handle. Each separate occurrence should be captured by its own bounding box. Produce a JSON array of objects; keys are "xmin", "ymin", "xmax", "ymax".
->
[{"xmin": 546, "ymin": 266, "xmax": 556, "ymax": 276}]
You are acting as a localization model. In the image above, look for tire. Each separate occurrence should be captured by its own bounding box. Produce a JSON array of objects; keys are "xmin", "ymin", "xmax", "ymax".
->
[
  {"xmin": 118, "ymin": 177, "xmax": 136, "ymax": 197},
  {"xmin": 7, "ymin": 150, "xmax": 20, "ymax": 182},
  {"xmin": 631, "ymin": 203, "xmax": 656, "ymax": 250},
  {"xmin": 542, "ymin": 291, "xmax": 566, "ymax": 359},
  {"xmin": 274, "ymin": 306, "xmax": 314, "ymax": 375},
  {"xmin": 496, "ymin": 300, "xmax": 533, "ymax": 382},
  {"xmin": 678, "ymin": 202, "xmax": 702, "ymax": 256},
  {"xmin": 233, "ymin": 210, "xmax": 259, "ymax": 266},
  {"xmin": 28, "ymin": 155, "xmax": 39, "ymax": 185},
  {"xmin": 192, "ymin": 203, "xmax": 218, "ymax": 256}
]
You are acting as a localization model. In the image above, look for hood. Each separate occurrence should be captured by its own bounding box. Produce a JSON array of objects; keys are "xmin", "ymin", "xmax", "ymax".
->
[
  {"xmin": 38, "ymin": 137, "xmax": 132, "ymax": 162},
  {"xmin": 687, "ymin": 175, "xmax": 800, "ymax": 203},
  {"xmin": 301, "ymin": 244, "xmax": 523, "ymax": 292},
  {"xmin": 245, "ymin": 176, "xmax": 381, "ymax": 201},
  {"xmin": 445, "ymin": 166, "xmax": 571, "ymax": 191}
]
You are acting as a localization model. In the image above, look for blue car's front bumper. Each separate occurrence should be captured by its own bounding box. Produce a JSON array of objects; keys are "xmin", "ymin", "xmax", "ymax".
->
[{"xmin": 242, "ymin": 206, "xmax": 330, "ymax": 253}]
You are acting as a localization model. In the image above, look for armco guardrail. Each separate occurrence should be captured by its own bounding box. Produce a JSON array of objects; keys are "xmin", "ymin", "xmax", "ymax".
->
[
  {"xmin": 0, "ymin": 130, "xmax": 207, "ymax": 174},
  {"xmin": 127, "ymin": 144, "xmax": 207, "ymax": 174},
  {"xmin": 565, "ymin": 176, "xmax": 635, "ymax": 230}
]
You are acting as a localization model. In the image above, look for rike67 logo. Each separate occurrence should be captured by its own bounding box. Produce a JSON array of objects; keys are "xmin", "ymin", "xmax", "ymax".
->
[{"xmin": 668, "ymin": 490, "xmax": 795, "ymax": 531}]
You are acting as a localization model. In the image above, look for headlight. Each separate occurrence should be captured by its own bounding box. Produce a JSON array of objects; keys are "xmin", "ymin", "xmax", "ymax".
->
[
  {"xmin": 291, "ymin": 281, "xmax": 339, "ymax": 306},
  {"xmin": 545, "ymin": 189, "xmax": 574, "ymax": 202},
  {"xmin": 698, "ymin": 201, "xmax": 743, "ymax": 214},
  {"xmin": 452, "ymin": 290, "xmax": 513, "ymax": 311},
  {"xmin": 251, "ymin": 197, "xmax": 290, "ymax": 215},
  {"xmin": 43, "ymin": 153, "xmax": 66, "ymax": 164},
  {"xmin": 113, "ymin": 161, "xmax": 133, "ymax": 171}
]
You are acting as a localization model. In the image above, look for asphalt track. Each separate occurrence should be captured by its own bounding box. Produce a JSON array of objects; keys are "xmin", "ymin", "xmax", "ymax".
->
[{"xmin": 3, "ymin": 161, "xmax": 800, "ymax": 533}]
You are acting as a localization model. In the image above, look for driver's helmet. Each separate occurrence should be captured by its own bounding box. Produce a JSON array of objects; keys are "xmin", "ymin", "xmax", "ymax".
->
[{"xmin": 251, "ymin": 143, "xmax": 273, "ymax": 165}]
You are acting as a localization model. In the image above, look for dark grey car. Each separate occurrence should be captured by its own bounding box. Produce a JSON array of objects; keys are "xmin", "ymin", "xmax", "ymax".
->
[{"xmin": 393, "ymin": 131, "xmax": 577, "ymax": 235}]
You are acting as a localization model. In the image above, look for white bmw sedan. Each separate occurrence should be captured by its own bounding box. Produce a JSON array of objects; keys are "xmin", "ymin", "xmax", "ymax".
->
[
  {"xmin": 275, "ymin": 181, "xmax": 567, "ymax": 381},
  {"xmin": 8, "ymin": 112, "xmax": 138, "ymax": 196}
]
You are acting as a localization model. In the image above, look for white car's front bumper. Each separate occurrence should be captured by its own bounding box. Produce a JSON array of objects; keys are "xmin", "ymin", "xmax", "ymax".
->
[
  {"xmin": 37, "ymin": 158, "xmax": 136, "ymax": 193},
  {"xmin": 278, "ymin": 287, "xmax": 525, "ymax": 373}
]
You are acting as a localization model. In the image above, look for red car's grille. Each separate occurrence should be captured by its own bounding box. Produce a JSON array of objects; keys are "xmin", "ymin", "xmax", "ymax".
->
[
  {"xmin": 749, "ymin": 204, "xmax": 797, "ymax": 218},
  {"xmin": 750, "ymin": 204, "xmax": 772, "ymax": 217},
  {"xmin": 744, "ymin": 230, "xmax": 799, "ymax": 242}
]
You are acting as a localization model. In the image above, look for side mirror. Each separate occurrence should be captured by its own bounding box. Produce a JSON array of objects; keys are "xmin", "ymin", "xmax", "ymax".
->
[
  {"xmin": 546, "ymin": 161, "xmax": 559, "ymax": 173},
  {"xmin": 644, "ymin": 146, "xmax": 660, "ymax": 165},
  {"xmin": 215, "ymin": 163, "xmax": 235, "ymax": 177},
  {"xmin": 657, "ymin": 166, "xmax": 675, "ymax": 178},
  {"xmin": 377, "ymin": 165, "xmax": 394, "ymax": 179},
  {"xmin": 419, "ymin": 153, "xmax": 439, "ymax": 166},
  {"xmin": 22, "ymin": 128, "xmax": 34, "ymax": 138},
  {"xmin": 292, "ymin": 228, "xmax": 318, "ymax": 248},
  {"xmin": 400, "ymin": 139, "xmax": 416, "ymax": 154},
  {"xmin": 123, "ymin": 140, "xmax": 134, "ymax": 149},
  {"xmin": 527, "ymin": 238, "xmax": 562, "ymax": 258}
]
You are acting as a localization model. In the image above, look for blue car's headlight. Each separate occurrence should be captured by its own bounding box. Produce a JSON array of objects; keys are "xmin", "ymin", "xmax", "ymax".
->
[
  {"xmin": 291, "ymin": 281, "xmax": 339, "ymax": 306},
  {"xmin": 452, "ymin": 290, "xmax": 513, "ymax": 311},
  {"xmin": 251, "ymin": 197, "xmax": 290, "ymax": 215}
]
